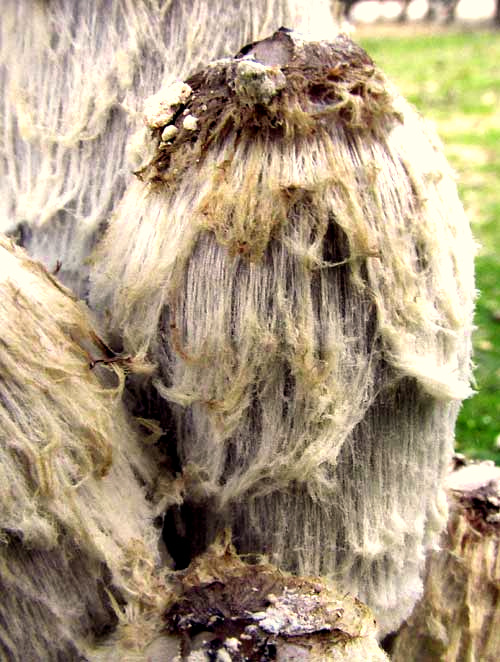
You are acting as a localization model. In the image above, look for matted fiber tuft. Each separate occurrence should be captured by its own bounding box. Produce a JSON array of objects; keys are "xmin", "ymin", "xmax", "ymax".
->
[{"xmin": 0, "ymin": 236, "xmax": 166, "ymax": 660}]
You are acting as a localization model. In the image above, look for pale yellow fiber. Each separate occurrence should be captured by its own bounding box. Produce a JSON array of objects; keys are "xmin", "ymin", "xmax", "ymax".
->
[{"xmin": 0, "ymin": 236, "xmax": 165, "ymax": 660}]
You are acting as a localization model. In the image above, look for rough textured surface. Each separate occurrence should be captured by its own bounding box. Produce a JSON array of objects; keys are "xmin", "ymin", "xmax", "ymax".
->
[
  {"xmin": 389, "ymin": 462, "xmax": 500, "ymax": 662},
  {"xmin": 92, "ymin": 29, "xmax": 475, "ymax": 634},
  {"xmin": 163, "ymin": 538, "xmax": 389, "ymax": 661},
  {"xmin": 0, "ymin": 0, "xmax": 336, "ymax": 297},
  {"xmin": 0, "ymin": 236, "xmax": 166, "ymax": 661}
]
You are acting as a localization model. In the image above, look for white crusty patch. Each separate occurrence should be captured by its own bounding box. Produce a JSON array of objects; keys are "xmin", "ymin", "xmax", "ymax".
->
[
  {"xmin": 235, "ymin": 60, "xmax": 287, "ymax": 105},
  {"xmin": 143, "ymin": 81, "xmax": 193, "ymax": 128},
  {"xmin": 162, "ymin": 124, "xmax": 179, "ymax": 142},
  {"xmin": 182, "ymin": 114, "xmax": 198, "ymax": 131},
  {"xmin": 251, "ymin": 589, "xmax": 342, "ymax": 636}
]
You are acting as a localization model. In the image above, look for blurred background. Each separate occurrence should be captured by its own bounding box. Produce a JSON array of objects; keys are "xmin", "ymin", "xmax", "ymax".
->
[{"xmin": 334, "ymin": 0, "xmax": 499, "ymax": 463}]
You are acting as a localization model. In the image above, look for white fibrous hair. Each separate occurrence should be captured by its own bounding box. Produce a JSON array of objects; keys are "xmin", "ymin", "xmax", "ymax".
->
[
  {"xmin": 0, "ymin": 236, "xmax": 167, "ymax": 660},
  {"xmin": 91, "ymin": 30, "xmax": 475, "ymax": 634},
  {"xmin": 0, "ymin": 0, "xmax": 336, "ymax": 297}
]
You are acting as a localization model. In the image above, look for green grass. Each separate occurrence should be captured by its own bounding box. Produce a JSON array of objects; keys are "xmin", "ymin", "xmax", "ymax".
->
[{"xmin": 360, "ymin": 30, "xmax": 500, "ymax": 463}]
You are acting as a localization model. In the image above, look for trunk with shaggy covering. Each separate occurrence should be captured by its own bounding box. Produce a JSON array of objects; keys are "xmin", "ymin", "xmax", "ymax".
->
[
  {"xmin": 91, "ymin": 29, "xmax": 475, "ymax": 634},
  {"xmin": 0, "ymin": 0, "xmax": 477, "ymax": 654}
]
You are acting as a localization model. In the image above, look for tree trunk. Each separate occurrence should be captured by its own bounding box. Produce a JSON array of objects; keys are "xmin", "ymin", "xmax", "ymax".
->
[
  {"xmin": 92, "ymin": 23, "xmax": 475, "ymax": 637},
  {"xmin": 387, "ymin": 461, "xmax": 500, "ymax": 662},
  {"xmin": 0, "ymin": 2, "xmax": 478, "ymax": 660}
]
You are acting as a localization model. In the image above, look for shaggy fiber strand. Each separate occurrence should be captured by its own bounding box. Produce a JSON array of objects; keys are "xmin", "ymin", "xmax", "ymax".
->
[
  {"xmin": 92, "ymin": 30, "xmax": 475, "ymax": 634},
  {"xmin": 0, "ymin": 236, "xmax": 166, "ymax": 661},
  {"xmin": 0, "ymin": 0, "xmax": 336, "ymax": 297}
]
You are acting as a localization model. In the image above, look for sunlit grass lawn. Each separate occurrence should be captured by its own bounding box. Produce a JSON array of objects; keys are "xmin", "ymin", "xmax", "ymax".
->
[{"xmin": 360, "ymin": 29, "xmax": 500, "ymax": 463}]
